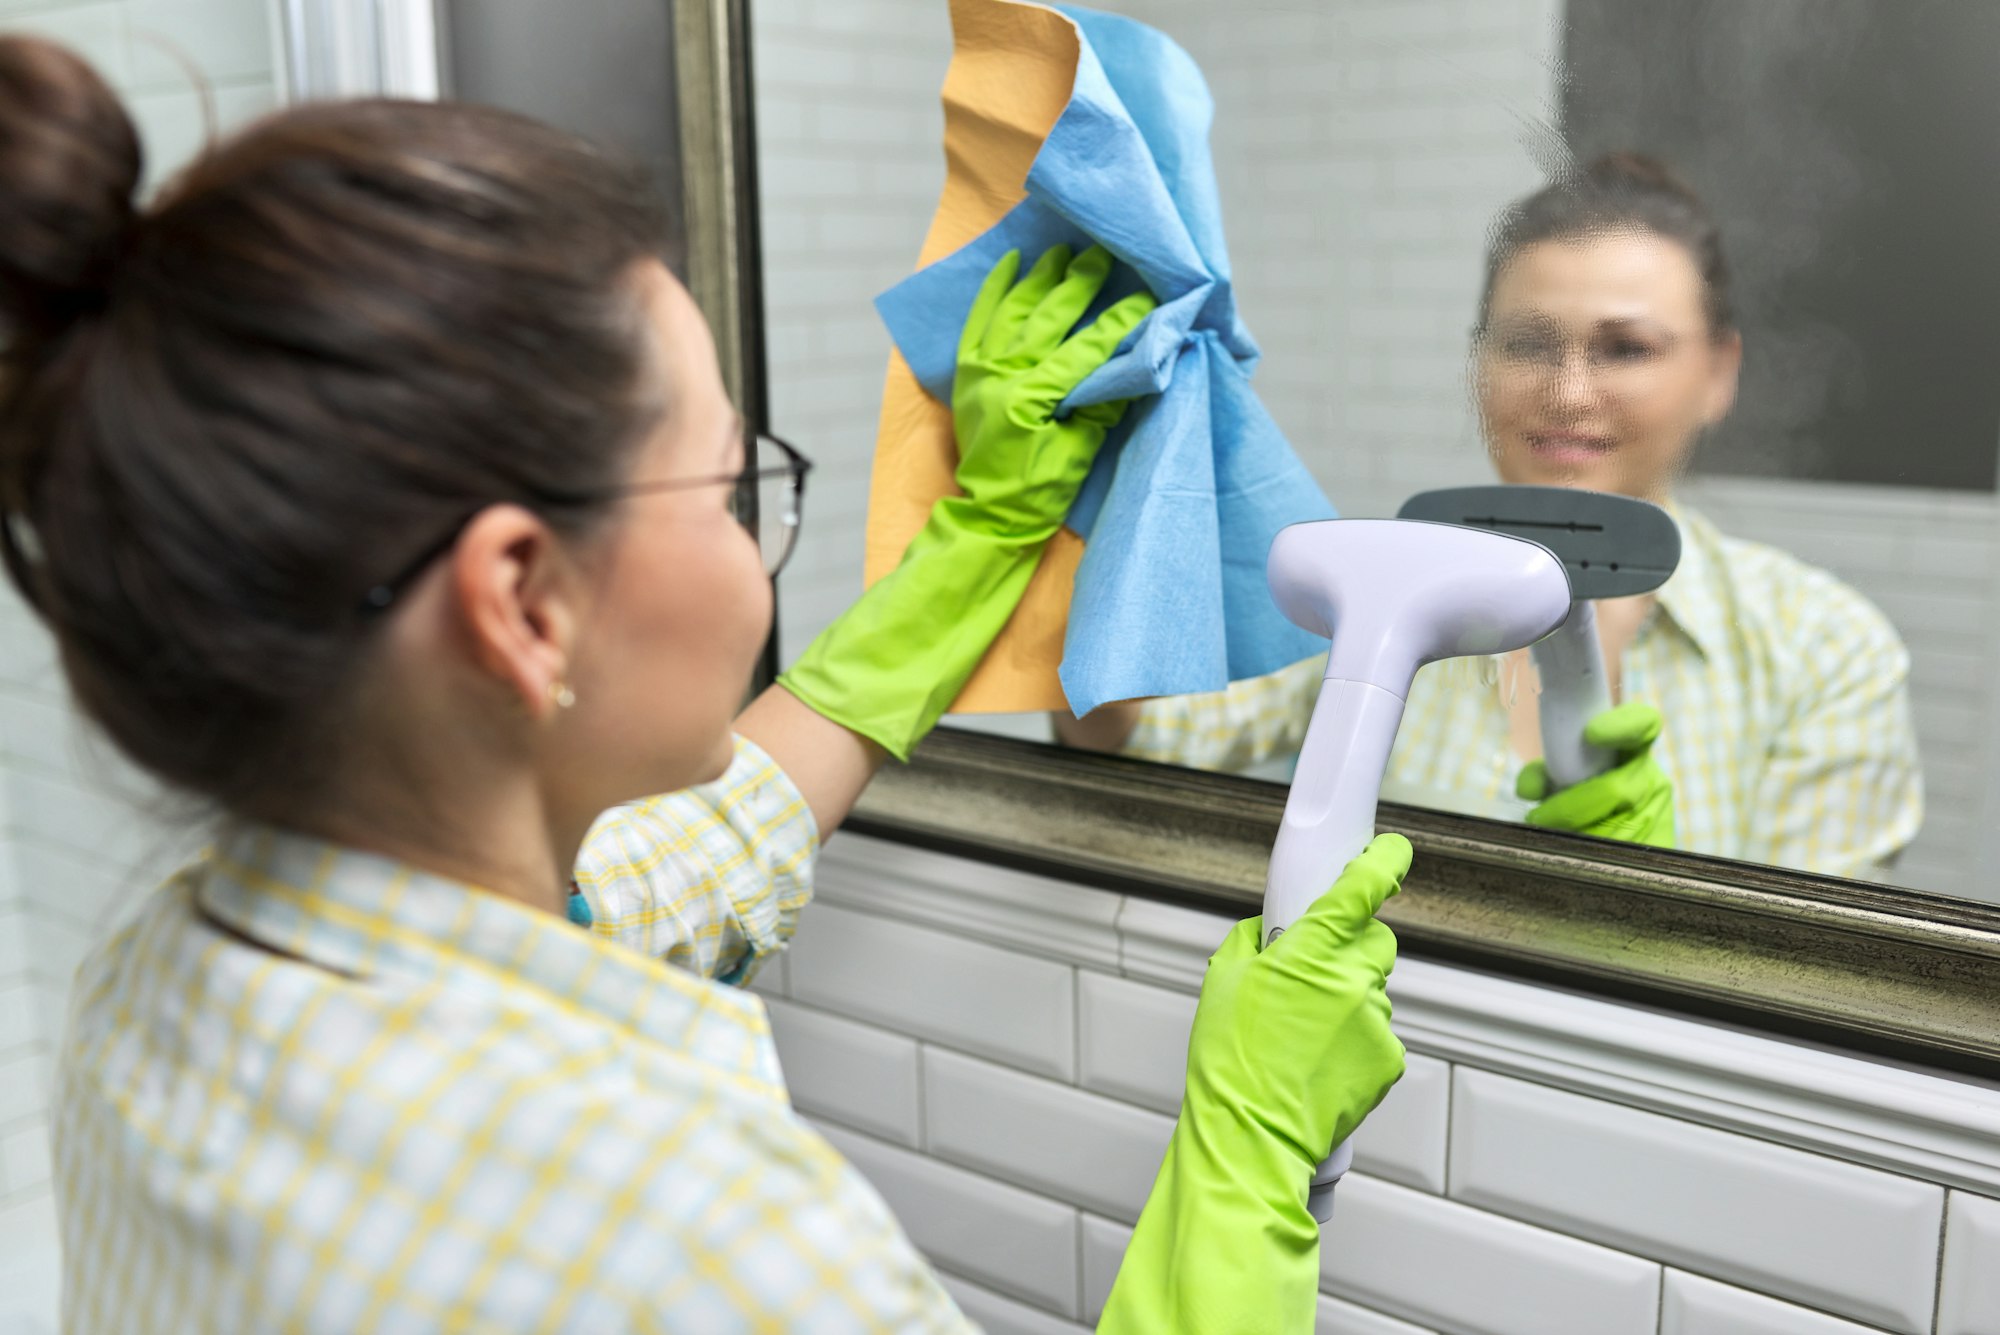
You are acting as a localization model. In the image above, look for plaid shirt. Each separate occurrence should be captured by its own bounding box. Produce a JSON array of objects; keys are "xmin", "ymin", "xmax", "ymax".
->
[
  {"xmin": 1128, "ymin": 509, "xmax": 1923, "ymax": 880},
  {"xmin": 52, "ymin": 736, "xmax": 972, "ymax": 1333}
]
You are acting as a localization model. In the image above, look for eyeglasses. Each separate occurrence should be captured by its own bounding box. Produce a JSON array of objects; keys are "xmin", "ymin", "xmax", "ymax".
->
[
  {"xmin": 358, "ymin": 431, "xmax": 813, "ymax": 614},
  {"xmin": 1474, "ymin": 321, "xmax": 1691, "ymax": 397}
]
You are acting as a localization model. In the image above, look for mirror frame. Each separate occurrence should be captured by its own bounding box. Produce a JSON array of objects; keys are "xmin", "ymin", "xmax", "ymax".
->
[{"xmin": 679, "ymin": 0, "xmax": 2000, "ymax": 1080}]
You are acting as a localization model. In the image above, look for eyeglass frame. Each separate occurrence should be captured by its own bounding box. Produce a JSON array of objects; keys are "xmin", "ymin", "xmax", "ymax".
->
[
  {"xmin": 1470, "ymin": 315, "xmax": 1704, "ymax": 392},
  {"xmin": 357, "ymin": 431, "xmax": 813, "ymax": 615}
]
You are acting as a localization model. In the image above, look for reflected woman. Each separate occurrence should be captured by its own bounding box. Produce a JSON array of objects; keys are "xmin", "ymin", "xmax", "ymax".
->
[{"xmin": 1060, "ymin": 153, "xmax": 1922, "ymax": 881}]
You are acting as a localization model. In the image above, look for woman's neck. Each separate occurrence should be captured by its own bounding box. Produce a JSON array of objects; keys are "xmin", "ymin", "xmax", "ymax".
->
[{"xmin": 297, "ymin": 761, "xmax": 585, "ymax": 919}]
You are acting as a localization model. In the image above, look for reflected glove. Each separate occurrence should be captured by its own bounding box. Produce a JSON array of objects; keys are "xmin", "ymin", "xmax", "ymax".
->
[
  {"xmin": 1098, "ymin": 835, "xmax": 1410, "ymax": 1335},
  {"xmin": 1517, "ymin": 702, "xmax": 1676, "ymax": 848},
  {"xmin": 779, "ymin": 245, "xmax": 1155, "ymax": 759}
]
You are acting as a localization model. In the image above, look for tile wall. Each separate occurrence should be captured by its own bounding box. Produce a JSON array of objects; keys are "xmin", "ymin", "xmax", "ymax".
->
[{"xmin": 755, "ymin": 832, "xmax": 2000, "ymax": 1335}]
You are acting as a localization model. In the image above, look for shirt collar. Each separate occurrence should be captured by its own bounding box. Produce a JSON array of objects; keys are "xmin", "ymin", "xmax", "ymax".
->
[
  {"xmin": 1649, "ymin": 503, "xmax": 1728, "ymax": 661},
  {"xmin": 193, "ymin": 821, "xmax": 782, "ymax": 1092}
]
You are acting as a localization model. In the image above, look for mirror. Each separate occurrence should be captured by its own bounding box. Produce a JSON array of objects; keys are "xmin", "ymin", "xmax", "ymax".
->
[{"xmin": 752, "ymin": 0, "xmax": 1998, "ymax": 906}]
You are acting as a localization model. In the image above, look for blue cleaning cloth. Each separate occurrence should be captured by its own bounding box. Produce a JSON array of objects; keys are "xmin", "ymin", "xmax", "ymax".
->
[{"xmin": 874, "ymin": 4, "xmax": 1336, "ymax": 717}]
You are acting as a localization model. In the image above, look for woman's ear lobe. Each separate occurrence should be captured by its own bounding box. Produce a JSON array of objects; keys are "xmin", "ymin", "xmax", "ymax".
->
[
  {"xmin": 1703, "ymin": 331, "xmax": 1743, "ymax": 426},
  {"xmin": 451, "ymin": 505, "xmax": 575, "ymax": 715}
]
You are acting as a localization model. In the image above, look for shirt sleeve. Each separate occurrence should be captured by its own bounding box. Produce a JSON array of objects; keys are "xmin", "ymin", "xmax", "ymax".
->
[
  {"xmin": 1123, "ymin": 654, "xmax": 1326, "ymax": 772},
  {"xmin": 572, "ymin": 734, "xmax": 819, "ymax": 984},
  {"xmin": 1745, "ymin": 580, "xmax": 1924, "ymax": 880}
]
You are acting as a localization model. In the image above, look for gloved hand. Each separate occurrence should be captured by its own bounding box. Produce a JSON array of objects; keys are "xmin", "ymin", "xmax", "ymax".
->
[
  {"xmin": 1098, "ymin": 834, "xmax": 1410, "ymax": 1335},
  {"xmin": 1517, "ymin": 701, "xmax": 1676, "ymax": 848},
  {"xmin": 780, "ymin": 244, "xmax": 1154, "ymax": 760}
]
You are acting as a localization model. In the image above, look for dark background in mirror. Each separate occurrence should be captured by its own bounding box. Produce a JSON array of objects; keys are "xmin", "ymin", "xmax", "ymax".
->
[{"xmin": 1564, "ymin": 0, "xmax": 2000, "ymax": 490}]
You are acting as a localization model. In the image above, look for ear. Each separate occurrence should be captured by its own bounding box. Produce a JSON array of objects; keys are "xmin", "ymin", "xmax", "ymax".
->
[
  {"xmin": 449, "ymin": 505, "xmax": 581, "ymax": 719},
  {"xmin": 1702, "ymin": 330, "xmax": 1743, "ymax": 426}
]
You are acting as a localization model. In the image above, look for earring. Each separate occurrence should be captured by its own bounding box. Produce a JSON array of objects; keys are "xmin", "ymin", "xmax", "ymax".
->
[{"xmin": 548, "ymin": 681, "xmax": 577, "ymax": 710}]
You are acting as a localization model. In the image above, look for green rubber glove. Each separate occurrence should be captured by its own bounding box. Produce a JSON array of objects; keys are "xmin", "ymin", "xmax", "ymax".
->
[
  {"xmin": 1098, "ymin": 834, "xmax": 1410, "ymax": 1335},
  {"xmin": 779, "ymin": 244, "xmax": 1155, "ymax": 760},
  {"xmin": 1516, "ymin": 701, "xmax": 1676, "ymax": 847}
]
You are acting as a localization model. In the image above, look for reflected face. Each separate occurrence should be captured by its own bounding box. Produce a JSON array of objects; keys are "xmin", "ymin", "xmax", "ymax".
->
[{"xmin": 1474, "ymin": 232, "xmax": 1741, "ymax": 500}]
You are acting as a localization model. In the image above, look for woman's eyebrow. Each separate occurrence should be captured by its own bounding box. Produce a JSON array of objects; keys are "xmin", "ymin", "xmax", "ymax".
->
[{"xmin": 1597, "ymin": 314, "xmax": 1676, "ymax": 336}]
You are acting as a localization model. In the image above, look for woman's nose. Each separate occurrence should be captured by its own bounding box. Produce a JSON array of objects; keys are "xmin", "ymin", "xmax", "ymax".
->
[{"xmin": 1547, "ymin": 350, "xmax": 1601, "ymax": 410}]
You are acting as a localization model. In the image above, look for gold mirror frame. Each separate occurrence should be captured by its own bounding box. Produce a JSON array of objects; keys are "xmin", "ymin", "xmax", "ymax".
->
[{"xmin": 676, "ymin": 0, "xmax": 2000, "ymax": 1080}]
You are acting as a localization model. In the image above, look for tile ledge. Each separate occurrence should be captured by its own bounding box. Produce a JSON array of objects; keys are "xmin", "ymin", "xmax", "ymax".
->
[
  {"xmin": 1114, "ymin": 895, "xmax": 2000, "ymax": 1196},
  {"xmin": 815, "ymin": 833, "xmax": 1122, "ymax": 972}
]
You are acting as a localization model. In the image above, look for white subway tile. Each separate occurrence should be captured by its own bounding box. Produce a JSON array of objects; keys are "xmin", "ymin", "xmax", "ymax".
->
[
  {"xmin": 1939, "ymin": 1191, "xmax": 2000, "ymax": 1335},
  {"xmin": 1080, "ymin": 1214, "xmax": 1128, "ymax": 1325},
  {"xmin": 126, "ymin": 0, "xmax": 274, "ymax": 91},
  {"xmin": 1, "ymin": 2, "xmax": 130, "ymax": 86},
  {"xmin": 787, "ymin": 902, "xmax": 1075, "ymax": 1079},
  {"xmin": 857, "ymin": 45, "xmax": 951, "ymax": 94},
  {"xmin": 0, "ymin": 1188, "xmax": 59, "ymax": 1335},
  {"xmin": 936, "ymin": 1272, "xmax": 1088, "ymax": 1335},
  {"xmin": 758, "ymin": 147, "xmax": 890, "ymax": 207},
  {"xmin": 0, "ymin": 984, "xmax": 32, "ymax": 1053},
  {"xmin": 751, "ymin": 35, "xmax": 866, "ymax": 90},
  {"xmin": 12, "ymin": 770, "xmax": 191, "ymax": 883},
  {"xmin": 1354, "ymin": 1053, "xmax": 1449, "ymax": 1195},
  {"xmin": 0, "ymin": 908, "xmax": 26, "ymax": 984},
  {"xmin": 128, "ymin": 79, "xmax": 276, "ymax": 189},
  {"xmin": 0, "ymin": 1124, "xmax": 50, "ymax": 1194},
  {"xmin": 1115, "ymin": 898, "xmax": 1233, "ymax": 992},
  {"xmin": 27, "ymin": 913, "xmax": 95, "ymax": 997},
  {"xmin": 922, "ymin": 1047, "xmax": 1173, "ymax": 1224},
  {"xmin": 762, "ymin": 996, "xmax": 920, "ymax": 1147},
  {"xmin": 812, "ymin": 1119, "xmax": 1080, "ymax": 1318},
  {"xmin": 1662, "ymin": 1271, "xmax": 1891, "ymax": 1335},
  {"xmin": 12, "ymin": 837, "xmax": 146, "ymax": 933},
  {"xmin": 1077, "ymin": 970, "xmax": 1194, "ymax": 1115},
  {"xmin": 0, "ymin": 695, "xmax": 74, "ymax": 776},
  {"xmin": 0, "ymin": 1052, "xmax": 43, "ymax": 1127},
  {"xmin": 1316, "ymin": 1293, "xmax": 1438, "ymax": 1335},
  {"xmin": 812, "ymin": 835, "xmax": 1128, "ymax": 971},
  {"xmin": 1320, "ymin": 1173, "xmax": 1660, "ymax": 1335},
  {"xmin": 1449, "ymin": 1068, "xmax": 1943, "ymax": 1334},
  {"xmin": 1906, "ymin": 535, "xmax": 1991, "ymax": 581}
]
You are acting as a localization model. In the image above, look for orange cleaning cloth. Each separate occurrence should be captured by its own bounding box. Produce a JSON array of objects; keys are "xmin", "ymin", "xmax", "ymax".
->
[{"xmin": 863, "ymin": 0, "xmax": 1084, "ymax": 715}]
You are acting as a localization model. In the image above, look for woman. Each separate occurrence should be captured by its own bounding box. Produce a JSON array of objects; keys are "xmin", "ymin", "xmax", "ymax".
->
[
  {"xmin": 1060, "ymin": 153, "xmax": 1922, "ymax": 881},
  {"xmin": 2, "ymin": 38, "xmax": 1403, "ymax": 1334}
]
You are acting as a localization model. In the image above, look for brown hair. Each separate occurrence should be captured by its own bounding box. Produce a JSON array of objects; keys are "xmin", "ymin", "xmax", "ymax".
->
[
  {"xmin": 1478, "ymin": 151, "xmax": 1735, "ymax": 338},
  {"xmin": 0, "ymin": 37, "xmax": 673, "ymax": 816}
]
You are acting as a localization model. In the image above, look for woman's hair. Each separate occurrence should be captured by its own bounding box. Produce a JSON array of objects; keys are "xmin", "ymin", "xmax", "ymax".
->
[
  {"xmin": 1478, "ymin": 151, "xmax": 1735, "ymax": 338},
  {"xmin": 0, "ymin": 37, "xmax": 674, "ymax": 816}
]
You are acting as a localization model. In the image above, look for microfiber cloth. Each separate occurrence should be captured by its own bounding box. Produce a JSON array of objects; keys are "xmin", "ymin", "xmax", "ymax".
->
[{"xmin": 865, "ymin": 0, "xmax": 1334, "ymax": 717}]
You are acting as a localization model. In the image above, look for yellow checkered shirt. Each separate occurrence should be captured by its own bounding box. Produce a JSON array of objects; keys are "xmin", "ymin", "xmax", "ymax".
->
[
  {"xmin": 1128, "ymin": 509, "xmax": 1923, "ymax": 880},
  {"xmin": 53, "ymin": 736, "xmax": 973, "ymax": 1332}
]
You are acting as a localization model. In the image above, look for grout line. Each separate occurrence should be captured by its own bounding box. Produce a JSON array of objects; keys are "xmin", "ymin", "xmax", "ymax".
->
[
  {"xmin": 1440, "ymin": 1060, "xmax": 1456, "ymax": 1199},
  {"xmin": 1074, "ymin": 1206, "xmax": 1087, "ymax": 1322},
  {"xmin": 1932, "ymin": 1191, "xmax": 1952, "ymax": 1335},
  {"xmin": 1069, "ymin": 966, "xmax": 1082, "ymax": 1087},
  {"xmin": 913, "ymin": 1042, "xmax": 929, "ymax": 1153}
]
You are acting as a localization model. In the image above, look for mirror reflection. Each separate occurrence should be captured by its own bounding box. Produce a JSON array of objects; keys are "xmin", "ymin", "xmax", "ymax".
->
[
  {"xmin": 1056, "ymin": 157, "xmax": 1920, "ymax": 886},
  {"xmin": 755, "ymin": 0, "xmax": 1994, "ymax": 902}
]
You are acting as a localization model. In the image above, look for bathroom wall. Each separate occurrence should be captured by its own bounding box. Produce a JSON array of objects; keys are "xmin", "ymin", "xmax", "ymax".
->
[
  {"xmin": 753, "ymin": 0, "xmax": 2000, "ymax": 902},
  {"xmin": 758, "ymin": 831, "xmax": 2000, "ymax": 1335},
  {"xmin": 0, "ymin": 3, "xmax": 1990, "ymax": 1334},
  {"xmin": 0, "ymin": 1, "xmax": 280, "ymax": 1326}
]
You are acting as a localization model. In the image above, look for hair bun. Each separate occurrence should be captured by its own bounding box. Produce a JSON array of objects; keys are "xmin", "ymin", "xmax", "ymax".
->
[
  {"xmin": 1581, "ymin": 150, "xmax": 1699, "ymax": 204},
  {"xmin": 0, "ymin": 36, "xmax": 142, "ymax": 338}
]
